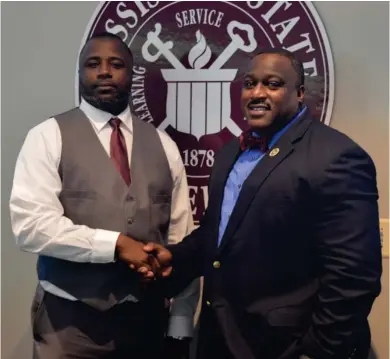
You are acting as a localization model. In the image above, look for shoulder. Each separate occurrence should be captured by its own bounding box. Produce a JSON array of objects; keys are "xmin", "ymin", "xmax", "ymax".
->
[
  {"xmin": 308, "ymin": 120, "xmax": 373, "ymax": 164},
  {"xmin": 17, "ymin": 117, "xmax": 62, "ymax": 168},
  {"xmin": 28, "ymin": 107, "xmax": 82, "ymax": 138},
  {"xmin": 25, "ymin": 117, "xmax": 60, "ymax": 142},
  {"xmin": 154, "ymin": 127, "xmax": 185, "ymax": 181},
  {"xmin": 306, "ymin": 121, "xmax": 376, "ymax": 191},
  {"xmin": 156, "ymin": 127, "xmax": 182, "ymax": 160}
]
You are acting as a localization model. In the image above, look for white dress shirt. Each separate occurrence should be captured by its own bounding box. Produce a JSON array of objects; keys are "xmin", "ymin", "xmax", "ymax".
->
[{"xmin": 9, "ymin": 99, "xmax": 199, "ymax": 337}]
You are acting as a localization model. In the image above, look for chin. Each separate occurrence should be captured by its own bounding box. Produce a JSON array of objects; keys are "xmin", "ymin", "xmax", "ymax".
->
[
  {"xmin": 247, "ymin": 117, "xmax": 273, "ymax": 131},
  {"xmin": 96, "ymin": 95, "xmax": 117, "ymax": 103}
]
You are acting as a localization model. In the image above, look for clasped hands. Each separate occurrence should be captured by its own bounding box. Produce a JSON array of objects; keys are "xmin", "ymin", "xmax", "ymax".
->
[{"xmin": 116, "ymin": 234, "xmax": 173, "ymax": 281}]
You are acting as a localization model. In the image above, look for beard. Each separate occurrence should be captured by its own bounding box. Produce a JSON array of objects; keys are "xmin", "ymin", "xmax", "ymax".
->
[{"xmin": 79, "ymin": 80, "xmax": 131, "ymax": 116}]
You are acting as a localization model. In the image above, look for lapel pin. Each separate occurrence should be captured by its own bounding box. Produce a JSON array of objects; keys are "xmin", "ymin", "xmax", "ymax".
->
[{"xmin": 269, "ymin": 148, "xmax": 280, "ymax": 157}]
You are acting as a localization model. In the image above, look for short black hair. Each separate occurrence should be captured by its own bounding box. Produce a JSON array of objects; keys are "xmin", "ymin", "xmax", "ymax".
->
[
  {"xmin": 79, "ymin": 32, "xmax": 133, "ymax": 63},
  {"xmin": 252, "ymin": 48, "xmax": 305, "ymax": 87}
]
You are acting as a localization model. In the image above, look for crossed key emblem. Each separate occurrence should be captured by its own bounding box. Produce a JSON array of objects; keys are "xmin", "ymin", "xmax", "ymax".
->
[
  {"xmin": 141, "ymin": 20, "xmax": 258, "ymax": 138},
  {"xmin": 142, "ymin": 20, "xmax": 257, "ymax": 69}
]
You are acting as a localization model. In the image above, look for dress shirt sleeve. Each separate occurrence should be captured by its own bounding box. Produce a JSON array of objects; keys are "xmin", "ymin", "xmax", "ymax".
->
[
  {"xmin": 9, "ymin": 119, "xmax": 119, "ymax": 263},
  {"xmin": 159, "ymin": 131, "xmax": 201, "ymax": 338}
]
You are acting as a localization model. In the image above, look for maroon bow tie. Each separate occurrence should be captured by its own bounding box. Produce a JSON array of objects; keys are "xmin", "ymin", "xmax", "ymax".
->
[{"xmin": 239, "ymin": 130, "xmax": 269, "ymax": 152}]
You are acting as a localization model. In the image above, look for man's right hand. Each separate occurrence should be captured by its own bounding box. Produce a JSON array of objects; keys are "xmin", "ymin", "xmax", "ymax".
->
[
  {"xmin": 137, "ymin": 243, "xmax": 173, "ymax": 279},
  {"xmin": 115, "ymin": 234, "xmax": 159, "ymax": 276}
]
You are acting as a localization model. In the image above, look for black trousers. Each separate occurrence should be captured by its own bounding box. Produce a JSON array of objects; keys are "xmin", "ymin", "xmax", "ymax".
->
[
  {"xmin": 195, "ymin": 305, "xmax": 371, "ymax": 359},
  {"xmin": 32, "ymin": 285, "xmax": 169, "ymax": 359}
]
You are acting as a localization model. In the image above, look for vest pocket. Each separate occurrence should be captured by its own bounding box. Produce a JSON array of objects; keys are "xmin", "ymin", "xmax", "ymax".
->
[
  {"xmin": 150, "ymin": 198, "xmax": 171, "ymax": 244},
  {"xmin": 151, "ymin": 194, "xmax": 171, "ymax": 204}
]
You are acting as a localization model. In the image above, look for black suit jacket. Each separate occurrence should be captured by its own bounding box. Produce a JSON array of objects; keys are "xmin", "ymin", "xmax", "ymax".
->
[{"xmin": 167, "ymin": 110, "xmax": 382, "ymax": 359}]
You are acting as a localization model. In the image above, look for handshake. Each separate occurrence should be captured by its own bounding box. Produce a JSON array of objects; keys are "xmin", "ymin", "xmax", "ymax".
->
[{"xmin": 116, "ymin": 234, "xmax": 174, "ymax": 281}]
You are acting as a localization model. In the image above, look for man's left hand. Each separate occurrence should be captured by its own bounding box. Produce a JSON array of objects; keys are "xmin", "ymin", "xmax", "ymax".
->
[{"xmin": 163, "ymin": 337, "xmax": 190, "ymax": 359}]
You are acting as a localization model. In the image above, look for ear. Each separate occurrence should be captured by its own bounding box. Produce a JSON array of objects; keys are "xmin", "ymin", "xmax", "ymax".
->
[{"xmin": 297, "ymin": 85, "xmax": 305, "ymax": 103}]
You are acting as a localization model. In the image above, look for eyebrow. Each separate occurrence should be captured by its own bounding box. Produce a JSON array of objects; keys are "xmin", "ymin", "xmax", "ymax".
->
[
  {"xmin": 84, "ymin": 56, "xmax": 125, "ymax": 62},
  {"xmin": 244, "ymin": 72, "xmax": 283, "ymax": 79}
]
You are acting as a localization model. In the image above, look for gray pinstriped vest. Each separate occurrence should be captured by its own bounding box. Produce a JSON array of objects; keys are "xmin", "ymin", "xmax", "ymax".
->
[{"xmin": 37, "ymin": 108, "xmax": 173, "ymax": 310}]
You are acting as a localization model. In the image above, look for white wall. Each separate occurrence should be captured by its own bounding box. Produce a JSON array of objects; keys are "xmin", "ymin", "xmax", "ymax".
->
[{"xmin": 1, "ymin": 2, "xmax": 388, "ymax": 359}]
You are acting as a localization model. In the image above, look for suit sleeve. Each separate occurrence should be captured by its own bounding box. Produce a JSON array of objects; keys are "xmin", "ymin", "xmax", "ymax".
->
[
  {"xmin": 165, "ymin": 150, "xmax": 221, "ymax": 297},
  {"xmin": 168, "ymin": 212, "xmax": 209, "ymax": 275},
  {"xmin": 300, "ymin": 144, "xmax": 382, "ymax": 358},
  {"xmin": 165, "ymin": 197, "xmax": 213, "ymax": 299}
]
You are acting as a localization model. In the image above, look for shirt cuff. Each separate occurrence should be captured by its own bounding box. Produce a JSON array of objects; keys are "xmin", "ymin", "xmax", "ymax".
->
[
  {"xmin": 91, "ymin": 229, "xmax": 120, "ymax": 263},
  {"xmin": 167, "ymin": 315, "xmax": 194, "ymax": 338}
]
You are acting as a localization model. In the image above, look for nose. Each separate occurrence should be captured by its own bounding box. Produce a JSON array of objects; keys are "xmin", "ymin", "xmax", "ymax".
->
[
  {"xmin": 251, "ymin": 83, "xmax": 267, "ymax": 99},
  {"xmin": 97, "ymin": 62, "xmax": 112, "ymax": 78}
]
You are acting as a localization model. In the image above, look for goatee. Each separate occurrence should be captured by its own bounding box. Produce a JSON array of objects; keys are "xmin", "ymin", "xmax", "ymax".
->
[{"xmin": 79, "ymin": 82, "xmax": 130, "ymax": 116}]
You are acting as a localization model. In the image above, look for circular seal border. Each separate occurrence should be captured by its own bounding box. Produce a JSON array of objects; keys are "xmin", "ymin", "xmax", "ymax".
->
[{"xmin": 75, "ymin": 1, "xmax": 334, "ymax": 126}]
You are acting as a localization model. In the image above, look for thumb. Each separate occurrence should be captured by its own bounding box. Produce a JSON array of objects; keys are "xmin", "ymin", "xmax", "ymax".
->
[{"xmin": 143, "ymin": 243, "xmax": 157, "ymax": 253}]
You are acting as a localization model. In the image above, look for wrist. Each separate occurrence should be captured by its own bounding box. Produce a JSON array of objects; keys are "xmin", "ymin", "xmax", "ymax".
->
[{"xmin": 115, "ymin": 233, "xmax": 129, "ymax": 260}]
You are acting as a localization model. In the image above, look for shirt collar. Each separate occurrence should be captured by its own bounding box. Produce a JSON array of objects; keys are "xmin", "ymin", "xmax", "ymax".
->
[
  {"xmin": 251, "ymin": 105, "xmax": 307, "ymax": 148},
  {"xmin": 269, "ymin": 105, "xmax": 307, "ymax": 147},
  {"xmin": 79, "ymin": 98, "xmax": 133, "ymax": 133}
]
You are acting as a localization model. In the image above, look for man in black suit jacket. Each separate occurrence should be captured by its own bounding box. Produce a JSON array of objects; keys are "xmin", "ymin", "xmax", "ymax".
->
[{"xmin": 141, "ymin": 48, "xmax": 382, "ymax": 359}]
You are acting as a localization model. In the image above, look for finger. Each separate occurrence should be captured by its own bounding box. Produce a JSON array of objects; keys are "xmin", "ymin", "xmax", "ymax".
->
[
  {"xmin": 143, "ymin": 243, "xmax": 156, "ymax": 253},
  {"xmin": 134, "ymin": 263, "xmax": 152, "ymax": 273},
  {"xmin": 148, "ymin": 254, "xmax": 161, "ymax": 271},
  {"xmin": 138, "ymin": 262, "xmax": 152, "ymax": 271},
  {"xmin": 137, "ymin": 266, "xmax": 149, "ymax": 274},
  {"xmin": 160, "ymin": 266, "xmax": 173, "ymax": 278},
  {"xmin": 145, "ymin": 270, "xmax": 155, "ymax": 279},
  {"xmin": 141, "ymin": 270, "xmax": 155, "ymax": 281},
  {"xmin": 136, "ymin": 265, "xmax": 155, "ymax": 277}
]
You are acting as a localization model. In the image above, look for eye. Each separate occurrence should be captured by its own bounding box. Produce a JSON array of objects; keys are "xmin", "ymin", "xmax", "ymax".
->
[
  {"xmin": 85, "ymin": 61, "xmax": 99, "ymax": 68},
  {"xmin": 243, "ymin": 79, "xmax": 255, "ymax": 88},
  {"xmin": 266, "ymin": 81, "xmax": 283, "ymax": 89},
  {"xmin": 111, "ymin": 61, "xmax": 125, "ymax": 69}
]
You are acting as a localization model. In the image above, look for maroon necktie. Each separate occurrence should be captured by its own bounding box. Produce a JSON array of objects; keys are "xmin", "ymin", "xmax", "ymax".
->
[
  {"xmin": 109, "ymin": 118, "xmax": 131, "ymax": 186},
  {"xmin": 239, "ymin": 130, "xmax": 268, "ymax": 152}
]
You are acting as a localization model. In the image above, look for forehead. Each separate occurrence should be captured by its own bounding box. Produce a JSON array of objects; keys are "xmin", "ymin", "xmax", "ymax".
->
[
  {"xmin": 81, "ymin": 38, "xmax": 130, "ymax": 61},
  {"xmin": 247, "ymin": 54, "xmax": 296, "ymax": 79}
]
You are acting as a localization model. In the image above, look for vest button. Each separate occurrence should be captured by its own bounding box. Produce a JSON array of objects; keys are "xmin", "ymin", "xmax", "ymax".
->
[
  {"xmin": 206, "ymin": 300, "xmax": 211, "ymax": 306},
  {"xmin": 213, "ymin": 261, "xmax": 221, "ymax": 269},
  {"xmin": 127, "ymin": 218, "xmax": 134, "ymax": 224}
]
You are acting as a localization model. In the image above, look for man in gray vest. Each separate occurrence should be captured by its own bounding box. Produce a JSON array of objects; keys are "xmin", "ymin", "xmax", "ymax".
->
[{"xmin": 10, "ymin": 32, "xmax": 199, "ymax": 359}]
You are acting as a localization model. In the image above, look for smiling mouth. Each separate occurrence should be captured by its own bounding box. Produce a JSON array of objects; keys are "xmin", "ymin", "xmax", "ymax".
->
[{"xmin": 247, "ymin": 103, "xmax": 270, "ymax": 115}]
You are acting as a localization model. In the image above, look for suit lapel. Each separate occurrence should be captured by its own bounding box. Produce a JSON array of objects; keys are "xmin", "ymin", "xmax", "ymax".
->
[{"xmin": 217, "ymin": 111, "xmax": 313, "ymax": 252}]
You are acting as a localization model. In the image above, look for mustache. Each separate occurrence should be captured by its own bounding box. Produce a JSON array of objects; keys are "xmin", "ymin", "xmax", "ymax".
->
[
  {"xmin": 92, "ymin": 81, "xmax": 117, "ymax": 89},
  {"xmin": 247, "ymin": 99, "xmax": 271, "ymax": 109}
]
